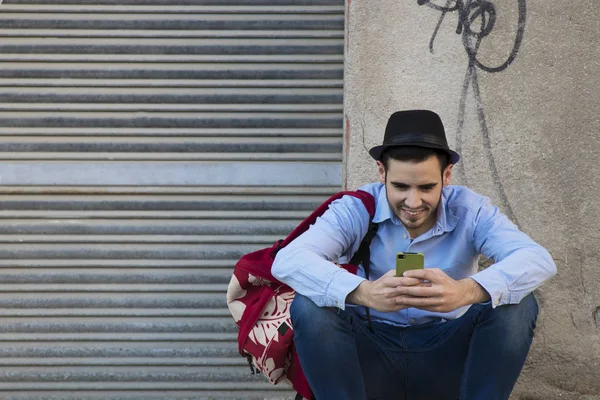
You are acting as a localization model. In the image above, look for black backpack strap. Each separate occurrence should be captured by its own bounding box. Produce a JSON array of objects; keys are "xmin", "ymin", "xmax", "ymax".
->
[{"xmin": 349, "ymin": 221, "xmax": 378, "ymax": 331}]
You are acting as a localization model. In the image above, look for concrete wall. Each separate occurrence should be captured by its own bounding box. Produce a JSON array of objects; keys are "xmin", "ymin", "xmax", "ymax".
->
[{"xmin": 344, "ymin": 1, "xmax": 599, "ymax": 398}]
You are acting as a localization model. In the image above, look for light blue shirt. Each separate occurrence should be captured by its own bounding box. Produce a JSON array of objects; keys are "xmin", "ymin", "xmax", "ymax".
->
[{"xmin": 272, "ymin": 183, "xmax": 556, "ymax": 326}]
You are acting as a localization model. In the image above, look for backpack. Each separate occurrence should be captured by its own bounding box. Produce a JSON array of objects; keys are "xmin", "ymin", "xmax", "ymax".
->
[{"xmin": 226, "ymin": 190, "xmax": 377, "ymax": 399}]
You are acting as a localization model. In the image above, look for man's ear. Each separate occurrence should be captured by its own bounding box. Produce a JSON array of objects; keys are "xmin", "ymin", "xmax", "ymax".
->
[
  {"xmin": 442, "ymin": 163, "xmax": 453, "ymax": 187},
  {"xmin": 376, "ymin": 161, "xmax": 386, "ymax": 184}
]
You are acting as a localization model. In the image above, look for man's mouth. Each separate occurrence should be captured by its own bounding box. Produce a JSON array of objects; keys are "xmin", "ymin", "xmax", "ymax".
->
[{"xmin": 401, "ymin": 209, "xmax": 425, "ymax": 218}]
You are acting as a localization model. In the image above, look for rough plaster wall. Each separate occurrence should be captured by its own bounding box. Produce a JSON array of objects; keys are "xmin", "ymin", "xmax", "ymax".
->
[{"xmin": 344, "ymin": 1, "xmax": 599, "ymax": 398}]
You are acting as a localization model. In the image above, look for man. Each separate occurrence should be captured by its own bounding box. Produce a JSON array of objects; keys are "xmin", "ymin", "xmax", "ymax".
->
[{"xmin": 271, "ymin": 110, "xmax": 556, "ymax": 400}]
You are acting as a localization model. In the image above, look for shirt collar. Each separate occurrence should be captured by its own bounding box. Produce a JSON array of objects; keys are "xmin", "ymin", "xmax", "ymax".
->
[
  {"xmin": 436, "ymin": 188, "xmax": 459, "ymax": 233},
  {"xmin": 373, "ymin": 184, "xmax": 399, "ymax": 224},
  {"xmin": 372, "ymin": 184, "xmax": 459, "ymax": 234}
]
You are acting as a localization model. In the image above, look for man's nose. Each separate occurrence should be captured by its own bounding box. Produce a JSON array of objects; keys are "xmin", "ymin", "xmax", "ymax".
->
[{"xmin": 405, "ymin": 190, "xmax": 422, "ymax": 209}]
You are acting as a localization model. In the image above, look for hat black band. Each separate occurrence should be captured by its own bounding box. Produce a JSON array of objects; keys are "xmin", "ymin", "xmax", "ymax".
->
[{"xmin": 388, "ymin": 132, "xmax": 449, "ymax": 148}]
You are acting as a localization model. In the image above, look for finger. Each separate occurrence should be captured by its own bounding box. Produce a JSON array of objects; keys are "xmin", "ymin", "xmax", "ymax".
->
[
  {"xmin": 395, "ymin": 283, "xmax": 433, "ymax": 294},
  {"xmin": 396, "ymin": 286, "xmax": 438, "ymax": 297},
  {"xmin": 377, "ymin": 271, "xmax": 406, "ymax": 288},
  {"xmin": 396, "ymin": 295, "xmax": 441, "ymax": 307},
  {"xmin": 382, "ymin": 286, "xmax": 404, "ymax": 297},
  {"xmin": 380, "ymin": 276, "xmax": 409, "ymax": 288},
  {"xmin": 385, "ymin": 276, "xmax": 431, "ymax": 288},
  {"xmin": 397, "ymin": 277, "xmax": 428, "ymax": 287},
  {"xmin": 384, "ymin": 285, "xmax": 423, "ymax": 299},
  {"xmin": 403, "ymin": 268, "xmax": 443, "ymax": 282}
]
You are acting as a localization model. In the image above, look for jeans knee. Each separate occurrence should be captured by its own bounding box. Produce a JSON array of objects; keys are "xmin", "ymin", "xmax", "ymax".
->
[
  {"xmin": 290, "ymin": 293, "xmax": 317, "ymax": 326},
  {"xmin": 519, "ymin": 293, "xmax": 539, "ymax": 325},
  {"xmin": 489, "ymin": 293, "xmax": 539, "ymax": 350},
  {"xmin": 506, "ymin": 293, "xmax": 538, "ymax": 329},
  {"xmin": 290, "ymin": 294, "xmax": 350, "ymax": 338}
]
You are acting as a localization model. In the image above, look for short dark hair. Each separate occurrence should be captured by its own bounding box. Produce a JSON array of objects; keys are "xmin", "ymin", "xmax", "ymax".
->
[{"xmin": 381, "ymin": 146, "xmax": 450, "ymax": 172}]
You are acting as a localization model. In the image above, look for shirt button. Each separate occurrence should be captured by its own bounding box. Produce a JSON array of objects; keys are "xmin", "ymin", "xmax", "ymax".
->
[
  {"xmin": 409, "ymin": 318, "xmax": 416, "ymax": 324},
  {"xmin": 403, "ymin": 234, "xmax": 408, "ymax": 239}
]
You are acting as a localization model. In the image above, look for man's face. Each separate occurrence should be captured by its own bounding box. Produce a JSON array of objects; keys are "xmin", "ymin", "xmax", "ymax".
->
[{"xmin": 377, "ymin": 156, "xmax": 452, "ymax": 238}]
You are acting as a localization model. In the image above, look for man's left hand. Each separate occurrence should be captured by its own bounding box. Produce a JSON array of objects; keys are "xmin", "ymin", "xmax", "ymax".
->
[{"xmin": 395, "ymin": 268, "xmax": 491, "ymax": 313}]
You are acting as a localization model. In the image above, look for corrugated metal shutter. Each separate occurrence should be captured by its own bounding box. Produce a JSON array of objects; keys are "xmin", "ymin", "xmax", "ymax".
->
[{"xmin": 0, "ymin": 1, "xmax": 343, "ymax": 399}]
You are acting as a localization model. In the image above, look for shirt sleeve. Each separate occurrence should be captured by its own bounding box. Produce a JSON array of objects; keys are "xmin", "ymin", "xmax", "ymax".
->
[
  {"xmin": 271, "ymin": 195, "xmax": 370, "ymax": 309},
  {"xmin": 470, "ymin": 198, "xmax": 557, "ymax": 307}
]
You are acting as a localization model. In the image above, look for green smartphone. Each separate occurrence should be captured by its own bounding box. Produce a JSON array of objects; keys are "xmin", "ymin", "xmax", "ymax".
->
[{"xmin": 395, "ymin": 252, "xmax": 424, "ymax": 277}]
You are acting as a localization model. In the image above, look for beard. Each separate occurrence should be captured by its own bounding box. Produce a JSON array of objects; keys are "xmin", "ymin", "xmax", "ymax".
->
[
  {"xmin": 397, "ymin": 204, "xmax": 434, "ymax": 229},
  {"xmin": 387, "ymin": 194, "xmax": 442, "ymax": 237}
]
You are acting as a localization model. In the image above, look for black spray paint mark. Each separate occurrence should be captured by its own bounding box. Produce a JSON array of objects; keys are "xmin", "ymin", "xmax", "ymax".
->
[{"xmin": 418, "ymin": 0, "xmax": 526, "ymax": 227}]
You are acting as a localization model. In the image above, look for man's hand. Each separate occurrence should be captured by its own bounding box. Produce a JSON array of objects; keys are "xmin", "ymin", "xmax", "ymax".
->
[
  {"xmin": 347, "ymin": 270, "xmax": 431, "ymax": 312},
  {"xmin": 397, "ymin": 268, "xmax": 491, "ymax": 313}
]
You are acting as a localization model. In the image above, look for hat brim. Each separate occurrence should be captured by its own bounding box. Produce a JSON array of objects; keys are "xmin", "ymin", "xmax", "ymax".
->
[{"xmin": 369, "ymin": 144, "xmax": 460, "ymax": 164}]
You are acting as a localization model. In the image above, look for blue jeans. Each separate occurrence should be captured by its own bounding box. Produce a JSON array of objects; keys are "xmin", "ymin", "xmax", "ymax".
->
[{"xmin": 290, "ymin": 293, "xmax": 538, "ymax": 400}]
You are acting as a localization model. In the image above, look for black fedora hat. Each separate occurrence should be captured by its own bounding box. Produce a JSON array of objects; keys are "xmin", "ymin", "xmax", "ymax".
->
[{"xmin": 368, "ymin": 110, "xmax": 460, "ymax": 164}]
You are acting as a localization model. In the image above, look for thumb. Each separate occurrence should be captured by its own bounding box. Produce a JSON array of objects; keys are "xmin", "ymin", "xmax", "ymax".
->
[{"xmin": 383, "ymin": 269, "xmax": 396, "ymax": 277}]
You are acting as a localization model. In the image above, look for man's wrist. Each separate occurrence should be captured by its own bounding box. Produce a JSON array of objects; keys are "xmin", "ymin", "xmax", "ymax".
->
[
  {"xmin": 347, "ymin": 280, "xmax": 371, "ymax": 307},
  {"xmin": 461, "ymin": 278, "xmax": 491, "ymax": 305}
]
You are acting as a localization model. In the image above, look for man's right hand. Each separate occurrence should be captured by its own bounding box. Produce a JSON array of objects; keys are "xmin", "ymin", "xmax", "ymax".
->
[{"xmin": 346, "ymin": 270, "xmax": 432, "ymax": 312}]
